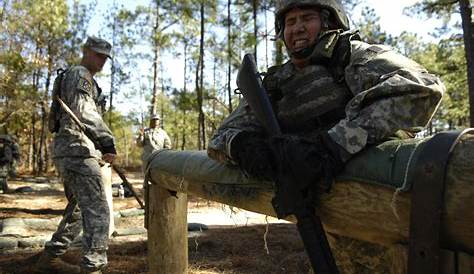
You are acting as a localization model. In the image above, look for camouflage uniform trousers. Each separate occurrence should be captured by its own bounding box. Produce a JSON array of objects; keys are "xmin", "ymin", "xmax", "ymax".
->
[
  {"xmin": 45, "ymin": 157, "xmax": 110, "ymax": 271},
  {"xmin": 9, "ymin": 160, "xmax": 17, "ymax": 178},
  {"xmin": 0, "ymin": 164, "xmax": 9, "ymax": 193}
]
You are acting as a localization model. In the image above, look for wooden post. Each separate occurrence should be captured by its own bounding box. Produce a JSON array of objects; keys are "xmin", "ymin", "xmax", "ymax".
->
[{"xmin": 148, "ymin": 185, "xmax": 188, "ymax": 274}]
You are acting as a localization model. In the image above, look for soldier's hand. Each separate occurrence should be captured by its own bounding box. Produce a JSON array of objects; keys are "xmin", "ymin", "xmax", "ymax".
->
[
  {"xmin": 269, "ymin": 132, "xmax": 346, "ymax": 192},
  {"xmin": 230, "ymin": 131, "xmax": 275, "ymax": 180},
  {"xmin": 102, "ymin": 153, "xmax": 116, "ymax": 163}
]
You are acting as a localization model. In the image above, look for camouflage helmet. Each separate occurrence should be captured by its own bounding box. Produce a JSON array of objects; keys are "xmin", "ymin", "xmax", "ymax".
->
[{"xmin": 275, "ymin": 0, "xmax": 350, "ymax": 36}]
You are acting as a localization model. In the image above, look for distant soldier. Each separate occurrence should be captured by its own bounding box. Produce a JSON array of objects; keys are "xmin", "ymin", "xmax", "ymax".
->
[
  {"xmin": 0, "ymin": 135, "xmax": 14, "ymax": 193},
  {"xmin": 9, "ymin": 135, "xmax": 20, "ymax": 179},
  {"xmin": 137, "ymin": 114, "xmax": 172, "ymax": 162},
  {"xmin": 35, "ymin": 36, "xmax": 116, "ymax": 274}
]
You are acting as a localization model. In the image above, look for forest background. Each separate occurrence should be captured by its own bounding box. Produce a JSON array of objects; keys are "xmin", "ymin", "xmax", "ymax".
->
[{"xmin": 0, "ymin": 0, "xmax": 472, "ymax": 174}]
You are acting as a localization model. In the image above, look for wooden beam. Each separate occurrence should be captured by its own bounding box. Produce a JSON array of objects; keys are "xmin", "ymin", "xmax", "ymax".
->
[{"xmin": 147, "ymin": 135, "xmax": 474, "ymax": 255}]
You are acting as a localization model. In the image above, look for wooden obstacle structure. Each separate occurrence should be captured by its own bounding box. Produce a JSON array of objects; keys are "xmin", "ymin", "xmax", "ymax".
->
[{"xmin": 145, "ymin": 135, "xmax": 474, "ymax": 273}]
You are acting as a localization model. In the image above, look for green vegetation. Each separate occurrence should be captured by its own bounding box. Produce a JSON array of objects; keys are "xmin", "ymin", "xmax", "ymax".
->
[{"xmin": 0, "ymin": 0, "xmax": 471, "ymax": 173}]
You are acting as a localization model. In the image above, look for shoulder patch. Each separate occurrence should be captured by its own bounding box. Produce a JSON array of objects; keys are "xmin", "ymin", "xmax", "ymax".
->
[{"xmin": 77, "ymin": 77, "xmax": 93, "ymax": 94}]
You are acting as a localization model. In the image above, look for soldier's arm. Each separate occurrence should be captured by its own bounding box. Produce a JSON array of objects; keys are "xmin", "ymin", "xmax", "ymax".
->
[
  {"xmin": 0, "ymin": 146, "xmax": 12, "ymax": 164},
  {"xmin": 207, "ymin": 98, "xmax": 265, "ymax": 164},
  {"xmin": 163, "ymin": 130, "xmax": 172, "ymax": 149},
  {"xmin": 136, "ymin": 129, "xmax": 145, "ymax": 147},
  {"xmin": 327, "ymin": 41, "xmax": 444, "ymax": 157},
  {"xmin": 63, "ymin": 70, "xmax": 116, "ymax": 155},
  {"xmin": 11, "ymin": 143, "xmax": 20, "ymax": 160}
]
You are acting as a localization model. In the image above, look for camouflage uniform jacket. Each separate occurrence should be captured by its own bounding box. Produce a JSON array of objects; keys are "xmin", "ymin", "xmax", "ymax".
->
[
  {"xmin": 137, "ymin": 127, "xmax": 171, "ymax": 160},
  {"xmin": 208, "ymin": 40, "xmax": 444, "ymax": 163},
  {"xmin": 53, "ymin": 65, "xmax": 116, "ymax": 159},
  {"xmin": 0, "ymin": 141, "xmax": 13, "ymax": 166}
]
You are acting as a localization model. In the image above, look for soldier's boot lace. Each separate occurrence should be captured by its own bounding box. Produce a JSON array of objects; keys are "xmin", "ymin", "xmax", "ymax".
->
[{"xmin": 34, "ymin": 251, "xmax": 81, "ymax": 274}]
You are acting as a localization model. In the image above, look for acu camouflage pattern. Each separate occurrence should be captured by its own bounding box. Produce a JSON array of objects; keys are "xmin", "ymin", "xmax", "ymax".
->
[
  {"xmin": 208, "ymin": 39, "xmax": 444, "ymax": 162},
  {"xmin": 137, "ymin": 127, "xmax": 172, "ymax": 161},
  {"xmin": 48, "ymin": 65, "xmax": 115, "ymax": 271},
  {"xmin": 45, "ymin": 158, "xmax": 109, "ymax": 271},
  {"xmin": 0, "ymin": 136, "xmax": 14, "ymax": 193},
  {"xmin": 9, "ymin": 139, "xmax": 19, "ymax": 178},
  {"xmin": 53, "ymin": 65, "xmax": 115, "ymax": 159}
]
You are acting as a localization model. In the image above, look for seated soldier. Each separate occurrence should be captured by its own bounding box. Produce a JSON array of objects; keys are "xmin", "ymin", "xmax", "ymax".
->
[
  {"xmin": 208, "ymin": 0, "xmax": 443, "ymax": 190},
  {"xmin": 207, "ymin": 0, "xmax": 443, "ymax": 272}
]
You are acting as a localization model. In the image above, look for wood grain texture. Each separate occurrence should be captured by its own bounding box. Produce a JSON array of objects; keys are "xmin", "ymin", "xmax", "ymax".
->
[{"xmin": 147, "ymin": 185, "xmax": 188, "ymax": 274}]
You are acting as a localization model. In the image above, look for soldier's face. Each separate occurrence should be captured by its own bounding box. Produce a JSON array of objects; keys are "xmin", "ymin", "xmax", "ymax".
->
[
  {"xmin": 91, "ymin": 51, "xmax": 108, "ymax": 72},
  {"xmin": 83, "ymin": 49, "xmax": 108, "ymax": 74},
  {"xmin": 150, "ymin": 119, "xmax": 159, "ymax": 128},
  {"xmin": 283, "ymin": 8, "xmax": 322, "ymax": 56}
]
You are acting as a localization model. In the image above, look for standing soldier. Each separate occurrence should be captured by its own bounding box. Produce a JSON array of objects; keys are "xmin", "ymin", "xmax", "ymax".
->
[
  {"xmin": 35, "ymin": 36, "xmax": 116, "ymax": 274},
  {"xmin": 0, "ymin": 135, "xmax": 14, "ymax": 193},
  {"xmin": 9, "ymin": 135, "xmax": 20, "ymax": 179},
  {"xmin": 207, "ymin": 0, "xmax": 444, "ymax": 272},
  {"xmin": 137, "ymin": 114, "xmax": 172, "ymax": 163}
]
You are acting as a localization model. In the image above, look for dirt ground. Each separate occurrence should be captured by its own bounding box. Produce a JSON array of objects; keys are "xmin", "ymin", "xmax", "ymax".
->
[
  {"xmin": 0, "ymin": 172, "xmax": 392, "ymax": 274},
  {"xmin": 0, "ymin": 172, "xmax": 315, "ymax": 274}
]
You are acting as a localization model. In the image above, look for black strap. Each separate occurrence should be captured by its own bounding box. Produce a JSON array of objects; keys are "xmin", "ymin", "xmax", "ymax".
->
[{"xmin": 408, "ymin": 129, "xmax": 474, "ymax": 274}]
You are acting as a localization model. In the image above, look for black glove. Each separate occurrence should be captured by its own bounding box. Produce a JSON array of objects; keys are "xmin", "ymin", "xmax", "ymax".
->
[
  {"xmin": 230, "ymin": 131, "xmax": 275, "ymax": 180},
  {"xmin": 266, "ymin": 133, "xmax": 345, "ymax": 217},
  {"xmin": 230, "ymin": 131, "xmax": 345, "ymax": 187},
  {"xmin": 269, "ymin": 132, "xmax": 345, "ymax": 193}
]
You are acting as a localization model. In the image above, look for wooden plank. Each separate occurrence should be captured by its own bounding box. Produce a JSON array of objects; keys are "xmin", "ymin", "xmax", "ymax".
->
[
  {"xmin": 440, "ymin": 249, "xmax": 456, "ymax": 274},
  {"xmin": 147, "ymin": 185, "xmax": 188, "ymax": 274},
  {"xmin": 458, "ymin": 251, "xmax": 474, "ymax": 274},
  {"xmin": 387, "ymin": 244, "xmax": 408, "ymax": 274}
]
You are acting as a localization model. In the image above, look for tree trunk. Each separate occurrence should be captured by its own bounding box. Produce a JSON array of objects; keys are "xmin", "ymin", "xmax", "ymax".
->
[
  {"xmin": 181, "ymin": 110, "xmax": 186, "ymax": 150},
  {"xmin": 37, "ymin": 101, "xmax": 47, "ymax": 175},
  {"xmin": 122, "ymin": 128, "xmax": 128, "ymax": 166},
  {"xmin": 182, "ymin": 41, "xmax": 188, "ymax": 151},
  {"xmin": 195, "ymin": 1, "xmax": 206, "ymax": 150},
  {"xmin": 160, "ymin": 62, "xmax": 165, "ymax": 122},
  {"xmin": 459, "ymin": 0, "xmax": 474, "ymax": 126},
  {"xmin": 252, "ymin": 0, "xmax": 258, "ymax": 65},
  {"xmin": 109, "ymin": 14, "xmax": 117, "ymax": 128},
  {"xmin": 227, "ymin": 0, "xmax": 233, "ymax": 113},
  {"xmin": 38, "ymin": 46, "xmax": 54, "ymax": 174},
  {"xmin": 31, "ymin": 47, "xmax": 41, "ymax": 173},
  {"xmin": 264, "ymin": 0, "xmax": 269, "ymax": 69},
  {"xmin": 30, "ymin": 112, "xmax": 37, "ymax": 173},
  {"xmin": 151, "ymin": 3, "xmax": 161, "ymax": 117}
]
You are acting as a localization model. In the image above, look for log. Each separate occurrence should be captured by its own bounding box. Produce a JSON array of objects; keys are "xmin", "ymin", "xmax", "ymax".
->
[
  {"xmin": 146, "ymin": 135, "xmax": 474, "ymax": 272},
  {"xmin": 147, "ymin": 185, "xmax": 188, "ymax": 273}
]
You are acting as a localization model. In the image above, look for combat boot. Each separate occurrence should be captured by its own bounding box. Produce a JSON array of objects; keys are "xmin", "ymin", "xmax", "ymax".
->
[{"xmin": 34, "ymin": 251, "xmax": 80, "ymax": 274}]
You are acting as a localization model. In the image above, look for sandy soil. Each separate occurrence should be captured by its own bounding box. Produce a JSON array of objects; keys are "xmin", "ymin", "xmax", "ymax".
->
[{"xmin": 0, "ymin": 173, "xmax": 313, "ymax": 274}]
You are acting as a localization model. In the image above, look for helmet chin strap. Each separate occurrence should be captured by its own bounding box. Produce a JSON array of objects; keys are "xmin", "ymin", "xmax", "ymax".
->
[{"xmin": 289, "ymin": 42, "xmax": 317, "ymax": 59}]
